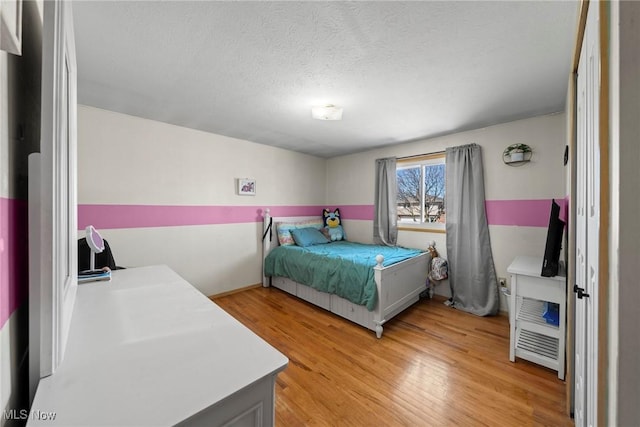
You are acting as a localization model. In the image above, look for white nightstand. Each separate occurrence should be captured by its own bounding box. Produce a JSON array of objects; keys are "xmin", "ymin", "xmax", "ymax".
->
[{"xmin": 507, "ymin": 256, "xmax": 566, "ymax": 380}]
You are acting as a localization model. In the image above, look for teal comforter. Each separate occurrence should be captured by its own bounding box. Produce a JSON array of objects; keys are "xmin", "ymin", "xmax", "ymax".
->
[{"xmin": 264, "ymin": 241, "xmax": 423, "ymax": 311}]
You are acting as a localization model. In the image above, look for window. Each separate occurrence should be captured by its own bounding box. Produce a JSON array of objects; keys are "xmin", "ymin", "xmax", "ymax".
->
[{"xmin": 396, "ymin": 153, "xmax": 446, "ymax": 232}]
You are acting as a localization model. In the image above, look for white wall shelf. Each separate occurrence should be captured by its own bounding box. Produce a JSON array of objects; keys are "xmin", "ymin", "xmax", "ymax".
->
[{"xmin": 508, "ymin": 256, "xmax": 566, "ymax": 379}]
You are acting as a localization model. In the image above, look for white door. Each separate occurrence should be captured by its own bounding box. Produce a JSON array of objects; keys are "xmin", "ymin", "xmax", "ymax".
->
[{"xmin": 575, "ymin": 3, "xmax": 600, "ymax": 426}]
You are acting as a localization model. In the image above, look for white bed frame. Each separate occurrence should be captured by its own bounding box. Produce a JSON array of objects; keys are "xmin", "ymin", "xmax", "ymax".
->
[{"xmin": 261, "ymin": 209, "xmax": 431, "ymax": 338}]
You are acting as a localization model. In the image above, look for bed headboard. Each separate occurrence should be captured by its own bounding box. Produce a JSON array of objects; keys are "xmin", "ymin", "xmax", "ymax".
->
[{"xmin": 261, "ymin": 208, "xmax": 321, "ymax": 286}]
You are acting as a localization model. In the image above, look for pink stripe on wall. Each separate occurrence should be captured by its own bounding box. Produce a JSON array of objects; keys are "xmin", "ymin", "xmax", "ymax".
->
[
  {"xmin": 485, "ymin": 199, "xmax": 564, "ymax": 227},
  {"xmin": 78, "ymin": 204, "xmax": 329, "ymax": 230},
  {"xmin": 0, "ymin": 198, "xmax": 28, "ymax": 329},
  {"xmin": 78, "ymin": 199, "xmax": 563, "ymax": 231}
]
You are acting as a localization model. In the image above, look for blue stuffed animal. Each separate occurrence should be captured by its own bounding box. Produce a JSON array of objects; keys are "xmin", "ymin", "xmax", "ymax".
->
[{"xmin": 323, "ymin": 208, "xmax": 346, "ymax": 241}]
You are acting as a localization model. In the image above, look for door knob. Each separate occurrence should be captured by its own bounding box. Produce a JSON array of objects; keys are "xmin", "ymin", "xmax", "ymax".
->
[{"xmin": 574, "ymin": 284, "xmax": 590, "ymax": 299}]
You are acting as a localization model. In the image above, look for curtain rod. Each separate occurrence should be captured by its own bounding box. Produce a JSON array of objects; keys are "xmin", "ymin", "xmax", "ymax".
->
[{"xmin": 397, "ymin": 150, "xmax": 445, "ymax": 161}]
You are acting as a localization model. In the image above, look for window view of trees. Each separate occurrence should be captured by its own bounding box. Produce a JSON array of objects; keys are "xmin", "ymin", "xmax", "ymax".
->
[
  {"xmin": 397, "ymin": 167, "xmax": 422, "ymax": 222},
  {"xmin": 397, "ymin": 161, "xmax": 445, "ymax": 225}
]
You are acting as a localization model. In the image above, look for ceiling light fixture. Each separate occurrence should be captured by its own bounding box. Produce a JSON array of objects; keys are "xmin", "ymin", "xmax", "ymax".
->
[{"xmin": 311, "ymin": 104, "xmax": 343, "ymax": 121}]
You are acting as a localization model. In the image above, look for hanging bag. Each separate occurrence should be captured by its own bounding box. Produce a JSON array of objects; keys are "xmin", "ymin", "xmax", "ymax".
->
[{"xmin": 430, "ymin": 256, "xmax": 448, "ymax": 281}]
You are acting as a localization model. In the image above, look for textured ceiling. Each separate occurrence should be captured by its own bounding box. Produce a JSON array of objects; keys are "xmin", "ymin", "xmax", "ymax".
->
[{"xmin": 73, "ymin": 1, "xmax": 579, "ymax": 158}]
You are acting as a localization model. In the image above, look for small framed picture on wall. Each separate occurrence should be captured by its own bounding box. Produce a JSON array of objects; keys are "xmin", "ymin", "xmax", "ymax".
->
[{"xmin": 237, "ymin": 178, "xmax": 256, "ymax": 196}]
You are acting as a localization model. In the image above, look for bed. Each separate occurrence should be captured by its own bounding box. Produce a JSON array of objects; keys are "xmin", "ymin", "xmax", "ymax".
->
[{"xmin": 261, "ymin": 209, "xmax": 431, "ymax": 338}]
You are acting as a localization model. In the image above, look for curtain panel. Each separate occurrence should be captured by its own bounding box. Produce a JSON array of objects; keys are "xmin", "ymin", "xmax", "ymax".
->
[
  {"xmin": 445, "ymin": 144, "xmax": 499, "ymax": 316},
  {"xmin": 373, "ymin": 157, "xmax": 398, "ymax": 246}
]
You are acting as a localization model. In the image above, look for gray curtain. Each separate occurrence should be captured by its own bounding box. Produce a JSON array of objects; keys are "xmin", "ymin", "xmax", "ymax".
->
[
  {"xmin": 445, "ymin": 144, "xmax": 499, "ymax": 316},
  {"xmin": 373, "ymin": 157, "xmax": 398, "ymax": 246}
]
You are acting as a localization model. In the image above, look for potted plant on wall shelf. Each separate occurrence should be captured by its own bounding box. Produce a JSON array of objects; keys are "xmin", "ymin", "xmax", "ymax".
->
[{"xmin": 503, "ymin": 143, "xmax": 532, "ymax": 164}]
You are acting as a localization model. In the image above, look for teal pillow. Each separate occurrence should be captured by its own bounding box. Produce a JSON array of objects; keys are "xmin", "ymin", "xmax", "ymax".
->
[
  {"xmin": 290, "ymin": 227, "xmax": 329, "ymax": 247},
  {"xmin": 276, "ymin": 219, "xmax": 324, "ymax": 246}
]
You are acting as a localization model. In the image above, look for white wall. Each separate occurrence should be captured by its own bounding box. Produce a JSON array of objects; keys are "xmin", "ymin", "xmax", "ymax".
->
[
  {"xmin": 327, "ymin": 113, "xmax": 567, "ymax": 311},
  {"xmin": 77, "ymin": 105, "xmax": 327, "ymax": 296}
]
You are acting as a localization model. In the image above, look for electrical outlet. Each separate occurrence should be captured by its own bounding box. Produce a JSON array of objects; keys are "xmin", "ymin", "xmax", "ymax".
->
[{"xmin": 499, "ymin": 277, "xmax": 507, "ymax": 287}]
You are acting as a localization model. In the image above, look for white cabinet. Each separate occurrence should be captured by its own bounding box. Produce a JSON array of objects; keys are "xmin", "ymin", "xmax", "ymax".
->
[{"xmin": 507, "ymin": 256, "xmax": 566, "ymax": 380}]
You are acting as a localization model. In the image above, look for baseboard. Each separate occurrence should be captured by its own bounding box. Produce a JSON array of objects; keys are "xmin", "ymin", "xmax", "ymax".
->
[
  {"xmin": 209, "ymin": 283, "xmax": 262, "ymax": 300},
  {"xmin": 429, "ymin": 294, "xmax": 448, "ymax": 303},
  {"xmin": 430, "ymin": 294, "xmax": 510, "ymax": 319}
]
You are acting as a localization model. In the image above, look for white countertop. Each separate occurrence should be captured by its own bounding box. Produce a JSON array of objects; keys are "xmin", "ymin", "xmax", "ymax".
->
[{"xmin": 29, "ymin": 265, "xmax": 288, "ymax": 426}]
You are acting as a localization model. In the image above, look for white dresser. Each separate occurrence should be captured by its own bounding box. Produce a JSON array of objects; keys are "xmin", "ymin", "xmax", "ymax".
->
[
  {"xmin": 507, "ymin": 256, "xmax": 566, "ymax": 380},
  {"xmin": 28, "ymin": 265, "xmax": 288, "ymax": 426}
]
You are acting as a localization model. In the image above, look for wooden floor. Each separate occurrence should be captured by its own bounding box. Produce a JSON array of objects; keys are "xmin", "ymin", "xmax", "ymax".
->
[{"xmin": 213, "ymin": 287, "xmax": 573, "ymax": 427}]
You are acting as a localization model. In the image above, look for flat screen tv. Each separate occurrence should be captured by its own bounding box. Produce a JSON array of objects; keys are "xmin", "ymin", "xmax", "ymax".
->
[{"xmin": 541, "ymin": 199, "xmax": 565, "ymax": 277}]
